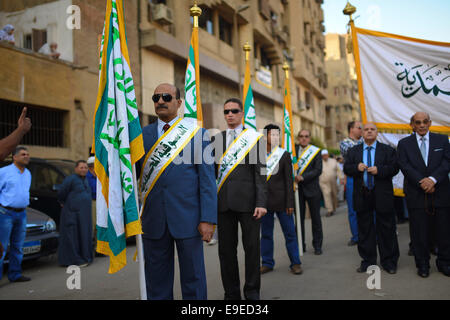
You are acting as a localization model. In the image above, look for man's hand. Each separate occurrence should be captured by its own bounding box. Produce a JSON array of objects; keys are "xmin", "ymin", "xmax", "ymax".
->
[
  {"xmin": 295, "ymin": 175, "xmax": 304, "ymax": 184},
  {"xmin": 358, "ymin": 163, "xmax": 367, "ymax": 172},
  {"xmin": 253, "ymin": 207, "xmax": 267, "ymax": 220},
  {"xmin": 198, "ymin": 222, "xmax": 214, "ymax": 242},
  {"xmin": 286, "ymin": 208, "xmax": 294, "ymax": 216},
  {"xmin": 18, "ymin": 107, "xmax": 32, "ymax": 134},
  {"xmin": 367, "ymin": 166, "xmax": 378, "ymax": 175},
  {"xmin": 419, "ymin": 177, "xmax": 436, "ymax": 193}
]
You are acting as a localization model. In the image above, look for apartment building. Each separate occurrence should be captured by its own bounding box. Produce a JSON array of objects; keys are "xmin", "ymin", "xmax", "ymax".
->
[
  {"xmin": 0, "ymin": 0, "xmax": 328, "ymax": 160},
  {"xmin": 324, "ymin": 33, "xmax": 360, "ymax": 149}
]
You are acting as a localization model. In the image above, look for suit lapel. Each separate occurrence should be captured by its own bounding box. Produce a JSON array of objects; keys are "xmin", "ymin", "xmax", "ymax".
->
[
  {"xmin": 356, "ymin": 144, "xmax": 364, "ymax": 164},
  {"xmin": 427, "ymin": 133, "xmax": 438, "ymax": 168},
  {"xmin": 374, "ymin": 142, "xmax": 382, "ymax": 167}
]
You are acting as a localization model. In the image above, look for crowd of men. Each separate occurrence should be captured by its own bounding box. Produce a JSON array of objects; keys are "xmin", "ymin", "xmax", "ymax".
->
[{"xmin": 0, "ymin": 83, "xmax": 449, "ymax": 300}]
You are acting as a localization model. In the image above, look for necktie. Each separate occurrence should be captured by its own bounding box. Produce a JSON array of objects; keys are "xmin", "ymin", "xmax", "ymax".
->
[
  {"xmin": 420, "ymin": 137, "xmax": 427, "ymax": 165},
  {"xmin": 163, "ymin": 123, "xmax": 170, "ymax": 133},
  {"xmin": 227, "ymin": 129, "xmax": 236, "ymax": 148},
  {"xmin": 367, "ymin": 146, "xmax": 374, "ymax": 190}
]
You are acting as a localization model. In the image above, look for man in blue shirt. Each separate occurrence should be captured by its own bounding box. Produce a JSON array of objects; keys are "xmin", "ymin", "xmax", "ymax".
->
[
  {"xmin": 340, "ymin": 121, "xmax": 363, "ymax": 246},
  {"xmin": 0, "ymin": 146, "xmax": 32, "ymax": 282}
]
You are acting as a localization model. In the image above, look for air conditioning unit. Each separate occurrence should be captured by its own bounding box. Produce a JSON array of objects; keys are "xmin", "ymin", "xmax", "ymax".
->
[{"xmin": 152, "ymin": 3, "xmax": 173, "ymax": 26}]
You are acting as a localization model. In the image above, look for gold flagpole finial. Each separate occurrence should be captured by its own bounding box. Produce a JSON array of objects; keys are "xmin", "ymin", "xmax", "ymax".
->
[
  {"xmin": 191, "ymin": 1, "xmax": 202, "ymax": 17},
  {"xmin": 243, "ymin": 42, "xmax": 251, "ymax": 61},
  {"xmin": 191, "ymin": 1, "xmax": 202, "ymax": 27},
  {"xmin": 343, "ymin": 2, "xmax": 357, "ymax": 54},
  {"xmin": 343, "ymin": 1, "xmax": 356, "ymax": 23},
  {"xmin": 283, "ymin": 61, "xmax": 290, "ymax": 79}
]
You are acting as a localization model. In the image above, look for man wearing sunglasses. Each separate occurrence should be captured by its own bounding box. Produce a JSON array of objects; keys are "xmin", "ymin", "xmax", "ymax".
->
[
  {"xmin": 137, "ymin": 83, "xmax": 217, "ymax": 299},
  {"xmin": 397, "ymin": 112, "xmax": 450, "ymax": 278},
  {"xmin": 213, "ymin": 98, "xmax": 267, "ymax": 300}
]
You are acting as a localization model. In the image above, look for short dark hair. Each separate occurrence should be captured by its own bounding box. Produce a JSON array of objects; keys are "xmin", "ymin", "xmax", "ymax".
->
[
  {"xmin": 224, "ymin": 98, "xmax": 243, "ymax": 110},
  {"xmin": 75, "ymin": 160, "xmax": 87, "ymax": 168},
  {"xmin": 175, "ymin": 86, "xmax": 181, "ymax": 99},
  {"xmin": 264, "ymin": 124, "xmax": 280, "ymax": 134},
  {"xmin": 12, "ymin": 146, "xmax": 28, "ymax": 156},
  {"xmin": 347, "ymin": 121, "xmax": 356, "ymax": 133}
]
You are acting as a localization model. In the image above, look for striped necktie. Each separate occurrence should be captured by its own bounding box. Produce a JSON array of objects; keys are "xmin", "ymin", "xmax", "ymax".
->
[{"xmin": 163, "ymin": 123, "xmax": 170, "ymax": 133}]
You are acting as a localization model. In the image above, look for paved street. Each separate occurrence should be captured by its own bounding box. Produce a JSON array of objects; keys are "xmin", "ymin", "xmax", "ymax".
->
[{"xmin": 0, "ymin": 203, "xmax": 449, "ymax": 300}]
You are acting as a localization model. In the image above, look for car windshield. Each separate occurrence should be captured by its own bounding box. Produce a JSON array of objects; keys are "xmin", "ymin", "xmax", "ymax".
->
[{"xmin": 47, "ymin": 161, "xmax": 74, "ymax": 177}]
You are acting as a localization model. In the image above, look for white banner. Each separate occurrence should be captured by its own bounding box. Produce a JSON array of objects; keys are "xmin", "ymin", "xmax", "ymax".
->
[{"xmin": 353, "ymin": 27, "xmax": 450, "ymax": 132}]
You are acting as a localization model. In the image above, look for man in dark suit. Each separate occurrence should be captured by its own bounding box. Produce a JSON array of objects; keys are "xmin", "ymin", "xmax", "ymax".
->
[
  {"xmin": 295, "ymin": 130, "xmax": 323, "ymax": 255},
  {"xmin": 214, "ymin": 98, "xmax": 267, "ymax": 300},
  {"xmin": 397, "ymin": 112, "xmax": 450, "ymax": 278},
  {"xmin": 260, "ymin": 124, "xmax": 302, "ymax": 275},
  {"xmin": 138, "ymin": 83, "xmax": 217, "ymax": 299},
  {"xmin": 344, "ymin": 123, "xmax": 400, "ymax": 274}
]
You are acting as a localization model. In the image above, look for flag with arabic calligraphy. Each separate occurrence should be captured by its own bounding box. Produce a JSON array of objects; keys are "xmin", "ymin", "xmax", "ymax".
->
[
  {"xmin": 351, "ymin": 27, "xmax": 450, "ymax": 131},
  {"xmin": 282, "ymin": 76, "xmax": 298, "ymax": 172},
  {"xmin": 243, "ymin": 57, "xmax": 256, "ymax": 130},
  {"xmin": 184, "ymin": 21, "xmax": 203, "ymax": 125},
  {"xmin": 93, "ymin": 0, "xmax": 144, "ymax": 274}
]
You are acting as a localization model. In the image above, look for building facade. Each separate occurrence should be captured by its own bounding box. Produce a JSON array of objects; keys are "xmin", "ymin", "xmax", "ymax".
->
[
  {"xmin": 324, "ymin": 33, "xmax": 360, "ymax": 149},
  {"xmin": 1, "ymin": 0, "xmax": 327, "ymax": 160}
]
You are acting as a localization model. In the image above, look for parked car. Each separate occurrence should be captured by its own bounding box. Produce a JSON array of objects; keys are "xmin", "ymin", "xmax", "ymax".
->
[
  {"xmin": 3, "ymin": 207, "xmax": 59, "ymax": 263},
  {"xmin": 0, "ymin": 158, "xmax": 75, "ymax": 229}
]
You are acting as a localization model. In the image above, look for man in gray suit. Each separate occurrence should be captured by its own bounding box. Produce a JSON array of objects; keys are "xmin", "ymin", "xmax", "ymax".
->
[
  {"xmin": 213, "ymin": 98, "xmax": 267, "ymax": 300},
  {"xmin": 295, "ymin": 130, "xmax": 323, "ymax": 255}
]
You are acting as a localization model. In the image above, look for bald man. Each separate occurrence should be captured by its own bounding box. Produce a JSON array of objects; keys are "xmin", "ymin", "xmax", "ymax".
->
[
  {"xmin": 344, "ymin": 123, "xmax": 400, "ymax": 274},
  {"xmin": 137, "ymin": 83, "xmax": 217, "ymax": 299},
  {"xmin": 397, "ymin": 112, "xmax": 450, "ymax": 278}
]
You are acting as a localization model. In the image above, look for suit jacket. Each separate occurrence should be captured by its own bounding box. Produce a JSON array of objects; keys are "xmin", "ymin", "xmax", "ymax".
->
[
  {"xmin": 397, "ymin": 132, "xmax": 450, "ymax": 209},
  {"xmin": 267, "ymin": 150, "xmax": 295, "ymax": 212},
  {"xmin": 295, "ymin": 144, "xmax": 323, "ymax": 198},
  {"xmin": 344, "ymin": 142, "xmax": 399, "ymax": 213},
  {"xmin": 213, "ymin": 130, "xmax": 267, "ymax": 213},
  {"xmin": 137, "ymin": 122, "xmax": 217, "ymax": 239}
]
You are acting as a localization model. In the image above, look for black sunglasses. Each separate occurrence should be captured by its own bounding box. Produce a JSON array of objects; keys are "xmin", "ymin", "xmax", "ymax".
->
[
  {"xmin": 152, "ymin": 93, "xmax": 175, "ymax": 103},
  {"xmin": 224, "ymin": 109, "xmax": 241, "ymax": 115}
]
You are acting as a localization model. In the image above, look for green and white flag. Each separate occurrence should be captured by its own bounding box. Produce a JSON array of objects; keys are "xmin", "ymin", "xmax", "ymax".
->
[
  {"xmin": 184, "ymin": 15, "xmax": 203, "ymax": 124},
  {"xmin": 243, "ymin": 50, "xmax": 256, "ymax": 130},
  {"xmin": 93, "ymin": 0, "xmax": 144, "ymax": 274}
]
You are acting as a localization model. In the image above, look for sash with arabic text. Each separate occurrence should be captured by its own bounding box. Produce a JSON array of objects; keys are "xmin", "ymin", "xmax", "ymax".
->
[
  {"xmin": 297, "ymin": 145, "xmax": 321, "ymax": 175},
  {"xmin": 266, "ymin": 147, "xmax": 285, "ymax": 181},
  {"xmin": 139, "ymin": 118, "xmax": 200, "ymax": 209},
  {"xmin": 217, "ymin": 129, "xmax": 263, "ymax": 193}
]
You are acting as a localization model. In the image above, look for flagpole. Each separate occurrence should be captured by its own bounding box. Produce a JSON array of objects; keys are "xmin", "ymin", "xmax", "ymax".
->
[
  {"xmin": 282, "ymin": 62, "xmax": 303, "ymax": 256},
  {"xmin": 132, "ymin": 166, "xmax": 147, "ymax": 300},
  {"xmin": 242, "ymin": 42, "xmax": 251, "ymax": 127},
  {"xmin": 191, "ymin": 1, "xmax": 203, "ymax": 125}
]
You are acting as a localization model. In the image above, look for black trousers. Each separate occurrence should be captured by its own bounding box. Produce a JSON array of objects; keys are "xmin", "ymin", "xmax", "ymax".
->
[
  {"xmin": 356, "ymin": 192, "xmax": 400, "ymax": 269},
  {"xmin": 218, "ymin": 211, "xmax": 261, "ymax": 300},
  {"xmin": 408, "ymin": 206, "xmax": 450, "ymax": 269},
  {"xmin": 298, "ymin": 191, "xmax": 323, "ymax": 251}
]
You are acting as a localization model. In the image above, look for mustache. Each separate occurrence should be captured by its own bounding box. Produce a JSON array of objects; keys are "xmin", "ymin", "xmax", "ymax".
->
[{"xmin": 156, "ymin": 104, "xmax": 168, "ymax": 110}]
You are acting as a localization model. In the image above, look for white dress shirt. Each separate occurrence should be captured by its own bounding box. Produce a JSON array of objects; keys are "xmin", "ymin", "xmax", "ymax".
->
[
  {"xmin": 415, "ymin": 132, "xmax": 436, "ymax": 183},
  {"xmin": 157, "ymin": 116, "xmax": 179, "ymax": 138},
  {"xmin": 226, "ymin": 124, "xmax": 243, "ymax": 148},
  {"xmin": 416, "ymin": 131, "xmax": 430, "ymax": 166}
]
